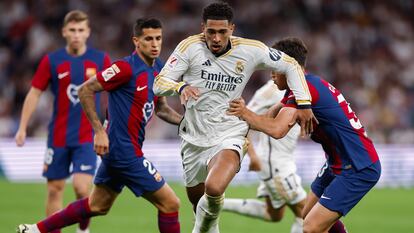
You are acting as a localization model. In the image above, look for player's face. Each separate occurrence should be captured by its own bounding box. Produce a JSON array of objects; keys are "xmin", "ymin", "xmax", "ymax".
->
[
  {"xmin": 62, "ymin": 21, "xmax": 90, "ymax": 52},
  {"xmin": 271, "ymin": 71, "xmax": 288, "ymax": 90},
  {"xmin": 133, "ymin": 28, "xmax": 162, "ymax": 62},
  {"xmin": 202, "ymin": 19, "xmax": 234, "ymax": 55}
]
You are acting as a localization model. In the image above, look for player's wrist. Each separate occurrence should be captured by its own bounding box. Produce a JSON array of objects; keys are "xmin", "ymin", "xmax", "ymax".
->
[{"xmin": 176, "ymin": 82, "xmax": 188, "ymax": 95}]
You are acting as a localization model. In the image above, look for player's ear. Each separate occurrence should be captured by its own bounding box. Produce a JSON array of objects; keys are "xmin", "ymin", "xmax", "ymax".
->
[
  {"xmin": 201, "ymin": 22, "xmax": 205, "ymax": 32},
  {"xmin": 229, "ymin": 23, "xmax": 235, "ymax": 33},
  {"xmin": 132, "ymin": 37, "xmax": 140, "ymax": 48}
]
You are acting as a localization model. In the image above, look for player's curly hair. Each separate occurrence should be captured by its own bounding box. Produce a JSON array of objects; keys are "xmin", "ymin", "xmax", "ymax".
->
[
  {"xmin": 133, "ymin": 18, "xmax": 162, "ymax": 37},
  {"xmin": 273, "ymin": 37, "xmax": 308, "ymax": 67},
  {"xmin": 202, "ymin": 2, "xmax": 234, "ymax": 23}
]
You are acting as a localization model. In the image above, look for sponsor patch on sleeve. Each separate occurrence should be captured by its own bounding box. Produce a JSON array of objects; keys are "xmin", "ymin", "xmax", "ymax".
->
[
  {"xmin": 167, "ymin": 55, "xmax": 178, "ymax": 69},
  {"xmin": 269, "ymin": 47, "xmax": 282, "ymax": 61},
  {"xmin": 101, "ymin": 64, "xmax": 120, "ymax": 81}
]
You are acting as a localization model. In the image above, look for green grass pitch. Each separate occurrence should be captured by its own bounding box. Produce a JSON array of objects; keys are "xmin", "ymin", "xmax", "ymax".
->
[{"xmin": 0, "ymin": 179, "xmax": 413, "ymax": 232}]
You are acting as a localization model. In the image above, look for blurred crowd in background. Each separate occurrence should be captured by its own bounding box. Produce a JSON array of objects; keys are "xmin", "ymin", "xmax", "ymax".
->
[{"xmin": 0, "ymin": 0, "xmax": 413, "ymax": 143}]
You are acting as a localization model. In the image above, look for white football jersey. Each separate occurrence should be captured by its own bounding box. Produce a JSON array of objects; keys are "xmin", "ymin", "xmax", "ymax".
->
[
  {"xmin": 247, "ymin": 80, "xmax": 300, "ymax": 160},
  {"xmin": 154, "ymin": 34, "xmax": 310, "ymax": 147}
]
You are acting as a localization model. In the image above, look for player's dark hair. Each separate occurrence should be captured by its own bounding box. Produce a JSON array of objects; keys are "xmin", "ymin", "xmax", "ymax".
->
[
  {"xmin": 63, "ymin": 10, "xmax": 89, "ymax": 27},
  {"xmin": 133, "ymin": 18, "xmax": 162, "ymax": 37},
  {"xmin": 273, "ymin": 37, "xmax": 308, "ymax": 67},
  {"xmin": 202, "ymin": 2, "xmax": 234, "ymax": 23}
]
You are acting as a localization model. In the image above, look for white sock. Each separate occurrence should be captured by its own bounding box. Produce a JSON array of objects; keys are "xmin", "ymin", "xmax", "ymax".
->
[
  {"xmin": 192, "ymin": 194, "xmax": 224, "ymax": 233},
  {"xmin": 290, "ymin": 217, "xmax": 303, "ymax": 233},
  {"xmin": 222, "ymin": 198, "xmax": 271, "ymax": 221}
]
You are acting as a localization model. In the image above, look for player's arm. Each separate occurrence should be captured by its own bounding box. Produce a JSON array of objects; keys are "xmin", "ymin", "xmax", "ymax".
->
[
  {"xmin": 246, "ymin": 133, "xmax": 261, "ymax": 171},
  {"xmin": 78, "ymin": 77, "xmax": 108, "ymax": 155},
  {"xmin": 227, "ymin": 98, "xmax": 297, "ymax": 139},
  {"xmin": 258, "ymin": 47, "xmax": 316, "ymax": 135},
  {"xmin": 153, "ymin": 41, "xmax": 200, "ymax": 104},
  {"xmin": 155, "ymin": 96, "xmax": 183, "ymax": 125},
  {"xmin": 15, "ymin": 55, "xmax": 51, "ymax": 146},
  {"xmin": 263, "ymin": 103, "xmax": 284, "ymax": 118},
  {"xmin": 15, "ymin": 87, "xmax": 43, "ymax": 146},
  {"xmin": 79, "ymin": 61, "xmax": 132, "ymax": 155}
]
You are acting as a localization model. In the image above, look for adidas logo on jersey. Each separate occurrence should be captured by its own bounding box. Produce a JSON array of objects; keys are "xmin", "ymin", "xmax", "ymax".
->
[{"xmin": 202, "ymin": 60, "xmax": 212, "ymax": 66}]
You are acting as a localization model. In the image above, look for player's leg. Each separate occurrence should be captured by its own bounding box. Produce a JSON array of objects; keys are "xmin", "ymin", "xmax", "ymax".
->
[
  {"xmin": 46, "ymin": 179, "xmax": 66, "ymax": 216},
  {"xmin": 71, "ymin": 144, "xmax": 97, "ymax": 232},
  {"xmin": 43, "ymin": 147, "xmax": 71, "ymax": 233},
  {"xmin": 17, "ymin": 184, "xmax": 119, "ymax": 233},
  {"xmin": 124, "ymin": 156, "xmax": 180, "ymax": 233},
  {"xmin": 186, "ymin": 183, "xmax": 205, "ymax": 213},
  {"xmin": 193, "ymin": 148, "xmax": 240, "ymax": 233},
  {"xmin": 143, "ymin": 183, "xmax": 180, "ymax": 233},
  {"xmin": 18, "ymin": 160, "xmax": 122, "ymax": 233},
  {"xmin": 72, "ymin": 173, "xmax": 93, "ymax": 232},
  {"xmin": 303, "ymin": 202, "xmax": 341, "ymax": 233}
]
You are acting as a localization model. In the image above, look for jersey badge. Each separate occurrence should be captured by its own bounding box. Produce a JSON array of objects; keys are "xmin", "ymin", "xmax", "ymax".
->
[
  {"xmin": 235, "ymin": 61, "xmax": 244, "ymax": 74},
  {"xmin": 85, "ymin": 68, "xmax": 97, "ymax": 79}
]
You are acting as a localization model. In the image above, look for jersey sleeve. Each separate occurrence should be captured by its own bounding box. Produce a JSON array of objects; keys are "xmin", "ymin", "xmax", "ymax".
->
[
  {"xmin": 31, "ymin": 55, "xmax": 52, "ymax": 91},
  {"xmin": 153, "ymin": 39, "xmax": 192, "ymax": 96},
  {"xmin": 103, "ymin": 53, "xmax": 111, "ymax": 69},
  {"xmin": 256, "ymin": 46, "xmax": 312, "ymax": 109},
  {"xmin": 96, "ymin": 61, "xmax": 132, "ymax": 91}
]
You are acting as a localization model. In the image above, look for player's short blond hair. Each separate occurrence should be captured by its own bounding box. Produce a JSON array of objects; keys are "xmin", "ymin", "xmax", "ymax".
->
[{"xmin": 63, "ymin": 10, "xmax": 89, "ymax": 27}]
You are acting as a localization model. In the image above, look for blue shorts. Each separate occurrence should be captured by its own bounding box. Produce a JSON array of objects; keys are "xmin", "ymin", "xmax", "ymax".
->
[
  {"xmin": 43, "ymin": 144, "xmax": 97, "ymax": 179},
  {"xmin": 311, "ymin": 160, "xmax": 381, "ymax": 216},
  {"xmin": 94, "ymin": 156, "xmax": 165, "ymax": 197}
]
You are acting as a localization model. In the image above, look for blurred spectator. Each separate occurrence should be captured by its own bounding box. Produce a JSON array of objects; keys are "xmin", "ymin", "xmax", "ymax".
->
[{"xmin": 1, "ymin": 0, "xmax": 413, "ymax": 143}]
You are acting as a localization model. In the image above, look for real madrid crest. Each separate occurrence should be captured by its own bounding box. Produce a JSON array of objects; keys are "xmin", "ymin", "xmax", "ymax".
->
[{"xmin": 235, "ymin": 61, "xmax": 244, "ymax": 74}]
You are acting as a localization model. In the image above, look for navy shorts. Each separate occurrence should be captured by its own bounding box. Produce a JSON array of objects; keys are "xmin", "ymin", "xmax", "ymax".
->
[
  {"xmin": 43, "ymin": 144, "xmax": 97, "ymax": 179},
  {"xmin": 311, "ymin": 160, "xmax": 381, "ymax": 216},
  {"xmin": 94, "ymin": 156, "xmax": 165, "ymax": 197}
]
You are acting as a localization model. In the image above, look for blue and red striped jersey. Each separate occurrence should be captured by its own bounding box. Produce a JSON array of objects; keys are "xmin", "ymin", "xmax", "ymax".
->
[
  {"xmin": 96, "ymin": 52, "xmax": 163, "ymax": 163},
  {"xmin": 32, "ymin": 47, "xmax": 111, "ymax": 147},
  {"xmin": 282, "ymin": 73, "xmax": 379, "ymax": 173}
]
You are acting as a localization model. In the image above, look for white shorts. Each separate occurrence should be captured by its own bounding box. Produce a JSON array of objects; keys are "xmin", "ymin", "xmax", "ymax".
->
[
  {"xmin": 256, "ymin": 157, "xmax": 306, "ymax": 208},
  {"xmin": 180, "ymin": 137, "xmax": 246, "ymax": 187}
]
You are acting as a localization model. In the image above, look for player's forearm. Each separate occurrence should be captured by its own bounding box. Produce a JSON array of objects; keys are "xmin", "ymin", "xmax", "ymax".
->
[
  {"xmin": 18, "ymin": 88, "xmax": 42, "ymax": 130},
  {"xmin": 153, "ymin": 74, "xmax": 187, "ymax": 96},
  {"xmin": 156, "ymin": 97, "xmax": 183, "ymax": 125},
  {"xmin": 241, "ymin": 109, "xmax": 289, "ymax": 139},
  {"xmin": 78, "ymin": 84, "xmax": 104, "ymax": 133}
]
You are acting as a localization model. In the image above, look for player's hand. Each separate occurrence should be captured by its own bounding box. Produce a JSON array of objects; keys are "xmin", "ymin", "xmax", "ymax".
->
[
  {"xmin": 180, "ymin": 85, "xmax": 200, "ymax": 105},
  {"xmin": 15, "ymin": 129, "xmax": 26, "ymax": 147},
  {"xmin": 226, "ymin": 97, "xmax": 246, "ymax": 117},
  {"xmin": 293, "ymin": 108, "xmax": 318, "ymax": 137},
  {"xmin": 248, "ymin": 152, "xmax": 261, "ymax": 171},
  {"xmin": 94, "ymin": 130, "xmax": 109, "ymax": 156}
]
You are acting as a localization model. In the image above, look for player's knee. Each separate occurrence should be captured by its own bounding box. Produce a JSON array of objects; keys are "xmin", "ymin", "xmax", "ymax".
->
[
  {"xmin": 303, "ymin": 219, "xmax": 321, "ymax": 233},
  {"xmin": 204, "ymin": 183, "xmax": 225, "ymax": 196},
  {"xmin": 47, "ymin": 184, "xmax": 64, "ymax": 200},
  {"xmin": 159, "ymin": 196, "xmax": 180, "ymax": 213},
  {"xmin": 73, "ymin": 185, "xmax": 90, "ymax": 199},
  {"xmin": 267, "ymin": 208, "xmax": 283, "ymax": 222},
  {"xmin": 89, "ymin": 202, "xmax": 111, "ymax": 216}
]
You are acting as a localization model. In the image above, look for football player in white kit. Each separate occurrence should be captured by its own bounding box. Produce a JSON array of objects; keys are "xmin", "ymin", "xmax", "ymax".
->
[
  {"xmin": 222, "ymin": 78, "xmax": 306, "ymax": 233},
  {"xmin": 153, "ymin": 2, "xmax": 315, "ymax": 233}
]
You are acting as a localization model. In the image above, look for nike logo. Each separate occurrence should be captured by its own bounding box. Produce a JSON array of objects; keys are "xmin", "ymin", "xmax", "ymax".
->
[
  {"xmin": 80, "ymin": 164, "xmax": 93, "ymax": 171},
  {"xmin": 321, "ymin": 194, "xmax": 331, "ymax": 200},
  {"xmin": 58, "ymin": 71, "xmax": 69, "ymax": 79},
  {"xmin": 136, "ymin": 85, "xmax": 147, "ymax": 91}
]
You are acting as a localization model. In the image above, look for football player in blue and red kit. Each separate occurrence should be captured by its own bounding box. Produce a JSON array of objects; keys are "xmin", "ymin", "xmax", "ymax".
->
[
  {"xmin": 15, "ymin": 10, "xmax": 110, "ymax": 233},
  {"xmin": 17, "ymin": 18, "xmax": 182, "ymax": 233},
  {"xmin": 227, "ymin": 37, "xmax": 381, "ymax": 233}
]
